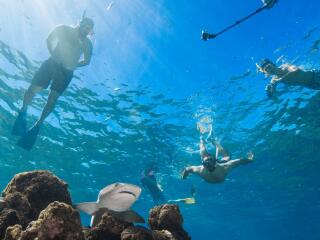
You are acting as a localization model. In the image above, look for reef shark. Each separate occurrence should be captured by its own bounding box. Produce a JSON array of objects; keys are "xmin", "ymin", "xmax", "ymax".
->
[{"xmin": 76, "ymin": 183, "xmax": 144, "ymax": 227}]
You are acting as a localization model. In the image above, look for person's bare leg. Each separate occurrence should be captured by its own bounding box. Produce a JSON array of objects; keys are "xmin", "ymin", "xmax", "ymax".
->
[
  {"xmin": 214, "ymin": 140, "xmax": 230, "ymax": 161},
  {"xmin": 34, "ymin": 90, "xmax": 60, "ymax": 127},
  {"xmin": 20, "ymin": 85, "xmax": 42, "ymax": 113}
]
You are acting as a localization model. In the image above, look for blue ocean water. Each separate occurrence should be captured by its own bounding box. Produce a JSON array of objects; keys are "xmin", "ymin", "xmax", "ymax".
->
[{"xmin": 0, "ymin": 0, "xmax": 320, "ymax": 239}]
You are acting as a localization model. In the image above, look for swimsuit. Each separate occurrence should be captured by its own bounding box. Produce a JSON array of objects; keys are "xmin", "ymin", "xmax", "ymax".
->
[{"xmin": 31, "ymin": 58, "xmax": 73, "ymax": 94}]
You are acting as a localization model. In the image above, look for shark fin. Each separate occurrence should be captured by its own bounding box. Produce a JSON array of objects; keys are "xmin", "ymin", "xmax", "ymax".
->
[
  {"xmin": 108, "ymin": 209, "xmax": 145, "ymax": 223},
  {"xmin": 75, "ymin": 202, "xmax": 99, "ymax": 215}
]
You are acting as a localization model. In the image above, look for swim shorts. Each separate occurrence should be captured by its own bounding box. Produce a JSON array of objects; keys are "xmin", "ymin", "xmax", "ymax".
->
[{"xmin": 31, "ymin": 58, "xmax": 74, "ymax": 94}]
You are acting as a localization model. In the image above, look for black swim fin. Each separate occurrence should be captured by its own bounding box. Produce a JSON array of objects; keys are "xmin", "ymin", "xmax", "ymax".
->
[
  {"xmin": 11, "ymin": 112, "xmax": 27, "ymax": 136},
  {"xmin": 17, "ymin": 124, "xmax": 41, "ymax": 151}
]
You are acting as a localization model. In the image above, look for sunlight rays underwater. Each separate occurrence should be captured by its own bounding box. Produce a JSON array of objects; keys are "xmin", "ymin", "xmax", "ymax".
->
[{"xmin": 0, "ymin": 0, "xmax": 320, "ymax": 239}]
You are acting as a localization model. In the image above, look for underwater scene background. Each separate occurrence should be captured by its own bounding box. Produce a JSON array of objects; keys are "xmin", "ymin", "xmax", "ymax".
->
[{"xmin": 0, "ymin": 0, "xmax": 319, "ymax": 239}]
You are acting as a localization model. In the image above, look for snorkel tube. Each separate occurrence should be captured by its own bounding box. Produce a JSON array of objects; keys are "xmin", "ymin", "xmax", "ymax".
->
[{"xmin": 201, "ymin": 0, "xmax": 279, "ymax": 41}]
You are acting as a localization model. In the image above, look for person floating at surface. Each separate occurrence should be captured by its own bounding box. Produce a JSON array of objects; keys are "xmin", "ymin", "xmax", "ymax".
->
[
  {"xmin": 140, "ymin": 165, "xmax": 165, "ymax": 205},
  {"xmin": 12, "ymin": 15, "xmax": 94, "ymax": 150},
  {"xmin": 256, "ymin": 58, "xmax": 320, "ymax": 98},
  {"xmin": 182, "ymin": 137, "xmax": 254, "ymax": 184}
]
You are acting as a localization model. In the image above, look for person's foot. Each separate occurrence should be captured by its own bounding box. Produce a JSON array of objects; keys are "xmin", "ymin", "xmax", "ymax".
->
[
  {"xmin": 181, "ymin": 169, "xmax": 189, "ymax": 179},
  {"xmin": 12, "ymin": 112, "xmax": 27, "ymax": 136},
  {"xmin": 16, "ymin": 124, "xmax": 41, "ymax": 151}
]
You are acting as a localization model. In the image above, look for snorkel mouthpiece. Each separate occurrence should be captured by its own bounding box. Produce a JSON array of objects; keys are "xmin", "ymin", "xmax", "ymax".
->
[{"xmin": 201, "ymin": 30, "xmax": 216, "ymax": 41}]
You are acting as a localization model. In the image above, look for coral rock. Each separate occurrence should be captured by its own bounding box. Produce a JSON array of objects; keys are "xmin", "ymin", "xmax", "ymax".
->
[
  {"xmin": 0, "ymin": 209, "xmax": 20, "ymax": 239},
  {"xmin": 149, "ymin": 204, "xmax": 190, "ymax": 240},
  {"xmin": 2, "ymin": 171, "xmax": 72, "ymax": 220},
  {"xmin": 4, "ymin": 225, "xmax": 22, "ymax": 240},
  {"xmin": 84, "ymin": 212, "xmax": 132, "ymax": 240},
  {"xmin": 153, "ymin": 230, "xmax": 175, "ymax": 240},
  {"xmin": 7, "ymin": 201, "xmax": 84, "ymax": 240},
  {"xmin": 121, "ymin": 226, "xmax": 154, "ymax": 240}
]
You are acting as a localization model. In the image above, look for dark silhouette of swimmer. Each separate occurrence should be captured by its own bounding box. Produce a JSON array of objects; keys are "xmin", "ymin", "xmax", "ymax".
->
[
  {"xmin": 140, "ymin": 166, "xmax": 165, "ymax": 205},
  {"xmin": 12, "ymin": 15, "xmax": 94, "ymax": 150}
]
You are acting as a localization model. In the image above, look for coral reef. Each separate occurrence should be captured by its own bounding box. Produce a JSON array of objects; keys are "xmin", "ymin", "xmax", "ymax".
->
[
  {"xmin": 0, "ymin": 170, "xmax": 191, "ymax": 240},
  {"xmin": 149, "ymin": 204, "xmax": 191, "ymax": 240}
]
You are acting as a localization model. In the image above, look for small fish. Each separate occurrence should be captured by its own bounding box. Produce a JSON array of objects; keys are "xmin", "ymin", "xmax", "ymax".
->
[
  {"xmin": 75, "ymin": 183, "xmax": 144, "ymax": 227},
  {"xmin": 107, "ymin": 2, "xmax": 115, "ymax": 11},
  {"xmin": 303, "ymin": 27, "xmax": 318, "ymax": 40},
  {"xmin": 113, "ymin": 87, "xmax": 121, "ymax": 91}
]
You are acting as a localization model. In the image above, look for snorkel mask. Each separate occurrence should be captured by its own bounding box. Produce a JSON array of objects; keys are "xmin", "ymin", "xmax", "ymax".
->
[
  {"xmin": 202, "ymin": 155, "xmax": 217, "ymax": 172},
  {"xmin": 79, "ymin": 11, "xmax": 94, "ymax": 36}
]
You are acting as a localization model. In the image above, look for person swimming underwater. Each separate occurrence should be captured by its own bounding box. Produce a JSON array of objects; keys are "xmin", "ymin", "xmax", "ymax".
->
[
  {"xmin": 182, "ymin": 136, "xmax": 254, "ymax": 184},
  {"xmin": 140, "ymin": 165, "xmax": 165, "ymax": 205}
]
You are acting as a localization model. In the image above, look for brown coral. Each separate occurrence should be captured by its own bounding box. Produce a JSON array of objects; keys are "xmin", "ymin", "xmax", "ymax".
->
[
  {"xmin": 2, "ymin": 170, "xmax": 72, "ymax": 220},
  {"xmin": 149, "ymin": 204, "xmax": 190, "ymax": 240},
  {"xmin": 6, "ymin": 201, "xmax": 84, "ymax": 240},
  {"xmin": 84, "ymin": 212, "xmax": 132, "ymax": 240},
  {"xmin": 121, "ymin": 226, "xmax": 154, "ymax": 240}
]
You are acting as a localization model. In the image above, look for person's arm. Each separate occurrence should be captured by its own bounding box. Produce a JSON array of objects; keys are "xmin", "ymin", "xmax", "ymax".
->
[
  {"xmin": 265, "ymin": 78, "xmax": 278, "ymax": 97},
  {"xmin": 77, "ymin": 40, "xmax": 93, "ymax": 67},
  {"xmin": 224, "ymin": 152, "xmax": 254, "ymax": 170},
  {"xmin": 182, "ymin": 166, "xmax": 202, "ymax": 179}
]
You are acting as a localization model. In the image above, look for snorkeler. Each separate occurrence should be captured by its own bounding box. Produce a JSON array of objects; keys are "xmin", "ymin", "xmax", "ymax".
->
[
  {"xmin": 181, "ymin": 137, "xmax": 254, "ymax": 184},
  {"xmin": 12, "ymin": 15, "xmax": 94, "ymax": 150},
  {"xmin": 256, "ymin": 58, "xmax": 320, "ymax": 97},
  {"xmin": 140, "ymin": 165, "xmax": 165, "ymax": 205}
]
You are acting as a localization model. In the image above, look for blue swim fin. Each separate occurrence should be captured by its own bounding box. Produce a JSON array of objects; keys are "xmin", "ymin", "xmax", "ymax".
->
[
  {"xmin": 11, "ymin": 112, "xmax": 27, "ymax": 136},
  {"xmin": 17, "ymin": 124, "xmax": 41, "ymax": 151}
]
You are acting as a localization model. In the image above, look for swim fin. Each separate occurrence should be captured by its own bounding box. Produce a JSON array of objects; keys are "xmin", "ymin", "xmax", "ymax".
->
[
  {"xmin": 11, "ymin": 112, "xmax": 27, "ymax": 136},
  {"xmin": 17, "ymin": 124, "xmax": 41, "ymax": 151}
]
